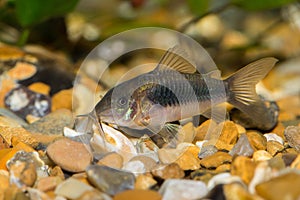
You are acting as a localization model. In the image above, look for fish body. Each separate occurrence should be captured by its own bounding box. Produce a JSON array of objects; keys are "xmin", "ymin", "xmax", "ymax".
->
[{"xmin": 95, "ymin": 45, "xmax": 278, "ymax": 135}]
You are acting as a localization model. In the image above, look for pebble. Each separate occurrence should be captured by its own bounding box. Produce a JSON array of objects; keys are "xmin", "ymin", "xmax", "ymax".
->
[
  {"xmin": 223, "ymin": 183, "xmax": 259, "ymax": 200},
  {"xmin": 193, "ymin": 119, "xmax": 217, "ymax": 142},
  {"xmin": 97, "ymin": 152, "xmax": 124, "ymax": 169},
  {"xmin": 252, "ymin": 150, "xmax": 273, "ymax": 162},
  {"xmin": 0, "ymin": 173, "xmax": 9, "ymax": 200},
  {"xmin": 0, "ymin": 115, "xmax": 23, "ymax": 128},
  {"xmin": 49, "ymin": 166, "xmax": 65, "ymax": 180},
  {"xmin": 200, "ymin": 152, "xmax": 232, "ymax": 169},
  {"xmin": 213, "ymin": 121, "xmax": 239, "ymax": 151},
  {"xmin": 266, "ymin": 141, "xmax": 284, "ymax": 156},
  {"xmin": 151, "ymin": 163, "xmax": 185, "ymax": 180},
  {"xmin": 177, "ymin": 122, "xmax": 196, "ymax": 143},
  {"xmin": 207, "ymin": 173, "xmax": 243, "ymax": 190},
  {"xmin": 0, "ymin": 126, "xmax": 38, "ymax": 147},
  {"xmin": 159, "ymin": 179, "xmax": 208, "ymax": 200},
  {"xmin": 113, "ymin": 189, "xmax": 162, "ymax": 200},
  {"xmin": 0, "ymin": 134, "xmax": 9, "ymax": 150},
  {"xmin": 5, "ymin": 86, "xmax": 51, "ymax": 119},
  {"xmin": 27, "ymin": 188, "xmax": 51, "ymax": 200},
  {"xmin": 91, "ymin": 123, "xmax": 137, "ymax": 163},
  {"xmin": 158, "ymin": 148, "xmax": 180, "ymax": 164},
  {"xmin": 51, "ymin": 89, "xmax": 73, "ymax": 111},
  {"xmin": 54, "ymin": 178, "xmax": 94, "ymax": 199},
  {"xmin": 291, "ymin": 154, "xmax": 300, "ymax": 169},
  {"xmin": 264, "ymin": 133, "xmax": 284, "ymax": 145},
  {"xmin": 281, "ymin": 153, "xmax": 298, "ymax": 166},
  {"xmin": 130, "ymin": 155, "xmax": 157, "ymax": 172},
  {"xmin": 135, "ymin": 174, "xmax": 157, "ymax": 190},
  {"xmin": 135, "ymin": 135, "xmax": 159, "ymax": 162},
  {"xmin": 190, "ymin": 169, "xmax": 216, "ymax": 183},
  {"xmin": 28, "ymin": 82, "xmax": 51, "ymax": 95},
  {"xmin": 5, "ymin": 185, "xmax": 30, "ymax": 200},
  {"xmin": 198, "ymin": 145, "xmax": 218, "ymax": 159},
  {"xmin": 255, "ymin": 172, "xmax": 300, "ymax": 200},
  {"xmin": 271, "ymin": 122, "xmax": 286, "ymax": 139},
  {"xmin": 215, "ymin": 164, "xmax": 231, "ymax": 173},
  {"xmin": 46, "ymin": 138, "xmax": 92, "ymax": 172},
  {"xmin": 284, "ymin": 126, "xmax": 300, "ymax": 152},
  {"xmin": 248, "ymin": 162, "xmax": 273, "ymax": 194},
  {"xmin": 76, "ymin": 190, "xmax": 112, "ymax": 200},
  {"xmin": 36, "ymin": 176, "xmax": 62, "ymax": 192},
  {"xmin": 122, "ymin": 160, "xmax": 146, "ymax": 174},
  {"xmin": 268, "ymin": 156, "xmax": 286, "ymax": 170},
  {"xmin": 9, "ymin": 160, "xmax": 37, "ymax": 187},
  {"xmin": 229, "ymin": 133, "xmax": 254, "ymax": 157},
  {"xmin": 231, "ymin": 156, "xmax": 256, "ymax": 184},
  {"xmin": 7, "ymin": 151, "xmax": 46, "ymax": 187},
  {"xmin": 0, "ymin": 78, "xmax": 16, "ymax": 108},
  {"xmin": 86, "ymin": 165, "xmax": 135, "ymax": 195},
  {"xmin": 7, "ymin": 61, "xmax": 37, "ymax": 80},
  {"xmin": 174, "ymin": 146, "xmax": 201, "ymax": 170},
  {"xmin": 25, "ymin": 109, "xmax": 74, "ymax": 135},
  {"xmin": 246, "ymin": 130, "xmax": 267, "ymax": 151}
]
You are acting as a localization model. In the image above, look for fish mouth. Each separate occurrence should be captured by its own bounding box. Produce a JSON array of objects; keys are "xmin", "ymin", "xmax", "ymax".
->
[{"xmin": 98, "ymin": 108, "xmax": 115, "ymax": 123}]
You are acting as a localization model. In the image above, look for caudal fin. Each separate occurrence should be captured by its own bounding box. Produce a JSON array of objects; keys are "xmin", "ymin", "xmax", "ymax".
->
[{"xmin": 225, "ymin": 57, "xmax": 278, "ymax": 124}]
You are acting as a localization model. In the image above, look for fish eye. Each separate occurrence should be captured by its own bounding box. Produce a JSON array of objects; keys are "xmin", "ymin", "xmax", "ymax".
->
[{"xmin": 118, "ymin": 97, "xmax": 127, "ymax": 106}]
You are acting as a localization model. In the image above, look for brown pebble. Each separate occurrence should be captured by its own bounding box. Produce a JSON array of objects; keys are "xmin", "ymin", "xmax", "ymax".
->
[
  {"xmin": 7, "ymin": 61, "xmax": 37, "ymax": 80},
  {"xmin": 135, "ymin": 174, "xmax": 157, "ymax": 190},
  {"xmin": 266, "ymin": 141, "xmax": 284, "ymax": 156},
  {"xmin": 0, "ymin": 126, "xmax": 38, "ymax": 148},
  {"xmin": 231, "ymin": 156, "xmax": 256, "ymax": 184},
  {"xmin": 152, "ymin": 163, "xmax": 185, "ymax": 179},
  {"xmin": 49, "ymin": 166, "xmax": 65, "ymax": 180},
  {"xmin": 291, "ymin": 154, "xmax": 300, "ymax": 169},
  {"xmin": 47, "ymin": 138, "xmax": 92, "ymax": 172},
  {"xmin": 253, "ymin": 150, "xmax": 272, "ymax": 162},
  {"xmin": 0, "ymin": 173, "xmax": 9, "ymax": 199},
  {"xmin": 130, "ymin": 155, "xmax": 157, "ymax": 171},
  {"xmin": 9, "ymin": 162, "xmax": 37, "ymax": 187},
  {"xmin": 36, "ymin": 176, "xmax": 62, "ymax": 192},
  {"xmin": 28, "ymin": 82, "xmax": 50, "ymax": 95},
  {"xmin": 214, "ymin": 121, "xmax": 239, "ymax": 151},
  {"xmin": 200, "ymin": 152, "xmax": 232, "ymax": 169},
  {"xmin": 175, "ymin": 146, "xmax": 201, "ymax": 170},
  {"xmin": 51, "ymin": 89, "xmax": 73, "ymax": 111},
  {"xmin": 246, "ymin": 130, "xmax": 267, "ymax": 151},
  {"xmin": 113, "ymin": 189, "xmax": 162, "ymax": 200},
  {"xmin": 97, "ymin": 152, "xmax": 124, "ymax": 169},
  {"xmin": 256, "ymin": 172, "xmax": 300, "ymax": 200},
  {"xmin": 194, "ymin": 119, "xmax": 217, "ymax": 142}
]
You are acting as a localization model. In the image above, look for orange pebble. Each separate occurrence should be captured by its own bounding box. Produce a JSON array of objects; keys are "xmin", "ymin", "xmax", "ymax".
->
[{"xmin": 28, "ymin": 82, "xmax": 51, "ymax": 95}]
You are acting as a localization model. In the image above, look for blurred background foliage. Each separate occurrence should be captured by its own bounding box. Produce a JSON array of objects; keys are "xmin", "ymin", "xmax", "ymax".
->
[{"xmin": 0, "ymin": 0, "xmax": 300, "ymax": 73}]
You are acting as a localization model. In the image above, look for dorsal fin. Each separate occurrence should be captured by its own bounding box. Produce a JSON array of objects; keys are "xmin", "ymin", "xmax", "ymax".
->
[{"xmin": 155, "ymin": 45, "xmax": 196, "ymax": 74}]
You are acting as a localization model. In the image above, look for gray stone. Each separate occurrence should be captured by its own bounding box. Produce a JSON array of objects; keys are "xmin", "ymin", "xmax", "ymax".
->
[
  {"xmin": 284, "ymin": 126, "xmax": 300, "ymax": 152},
  {"xmin": 229, "ymin": 134, "xmax": 254, "ymax": 157},
  {"xmin": 25, "ymin": 109, "xmax": 74, "ymax": 135},
  {"xmin": 198, "ymin": 145, "xmax": 218, "ymax": 159},
  {"xmin": 86, "ymin": 165, "xmax": 135, "ymax": 195}
]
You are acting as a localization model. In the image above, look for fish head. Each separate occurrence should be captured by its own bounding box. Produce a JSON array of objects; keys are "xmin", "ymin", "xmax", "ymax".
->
[{"xmin": 95, "ymin": 83, "xmax": 139, "ymax": 127}]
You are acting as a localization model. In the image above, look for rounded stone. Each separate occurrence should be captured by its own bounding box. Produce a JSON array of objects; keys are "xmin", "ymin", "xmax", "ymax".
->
[
  {"xmin": 151, "ymin": 163, "xmax": 185, "ymax": 180},
  {"xmin": 246, "ymin": 130, "xmax": 267, "ymax": 151},
  {"xmin": 46, "ymin": 138, "xmax": 92, "ymax": 172},
  {"xmin": 200, "ymin": 152, "xmax": 232, "ymax": 169},
  {"xmin": 97, "ymin": 152, "xmax": 124, "ymax": 169},
  {"xmin": 113, "ymin": 189, "xmax": 162, "ymax": 200}
]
